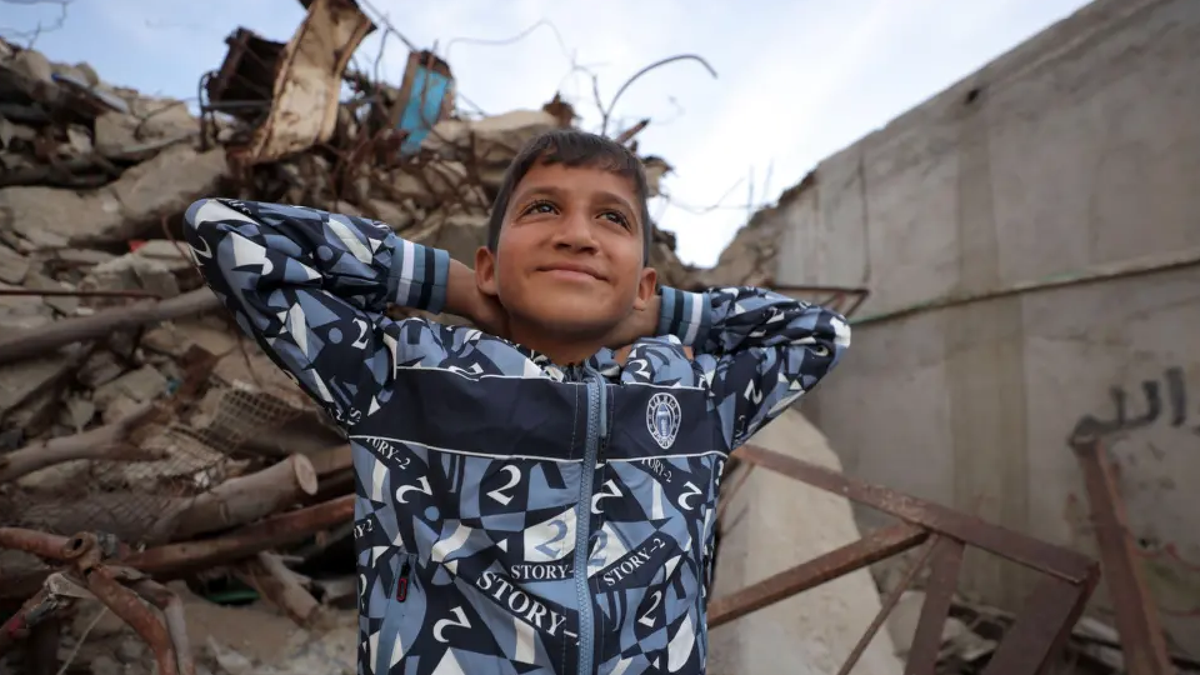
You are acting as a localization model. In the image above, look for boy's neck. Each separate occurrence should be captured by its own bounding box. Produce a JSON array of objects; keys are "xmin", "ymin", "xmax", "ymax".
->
[{"xmin": 507, "ymin": 322, "xmax": 608, "ymax": 367}]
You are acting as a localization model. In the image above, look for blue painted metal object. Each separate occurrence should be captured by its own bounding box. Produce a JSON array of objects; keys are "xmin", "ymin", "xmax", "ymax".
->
[{"xmin": 393, "ymin": 50, "xmax": 454, "ymax": 156}]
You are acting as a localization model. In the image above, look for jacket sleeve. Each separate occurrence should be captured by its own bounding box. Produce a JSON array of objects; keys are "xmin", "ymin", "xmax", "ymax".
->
[
  {"xmin": 182, "ymin": 198, "xmax": 450, "ymax": 427},
  {"xmin": 656, "ymin": 285, "xmax": 851, "ymax": 450}
]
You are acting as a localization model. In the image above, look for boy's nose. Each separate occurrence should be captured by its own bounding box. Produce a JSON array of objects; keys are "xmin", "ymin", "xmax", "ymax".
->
[{"xmin": 553, "ymin": 211, "xmax": 599, "ymax": 252}]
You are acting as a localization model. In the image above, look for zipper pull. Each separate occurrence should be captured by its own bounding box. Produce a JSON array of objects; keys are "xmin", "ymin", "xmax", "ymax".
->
[{"xmin": 396, "ymin": 558, "xmax": 411, "ymax": 602}]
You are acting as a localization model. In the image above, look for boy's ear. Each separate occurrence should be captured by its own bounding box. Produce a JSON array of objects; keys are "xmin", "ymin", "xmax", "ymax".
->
[
  {"xmin": 474, "ymin": 246, "xmax": 499, "ymax": 297},
  {"xmin": 632, "ymin": 266, "xmax": 658, "ymax": 311}
]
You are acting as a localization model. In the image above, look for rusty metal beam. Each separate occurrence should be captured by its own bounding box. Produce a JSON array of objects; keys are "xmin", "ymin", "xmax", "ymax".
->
[
  {"xmin": 708, "ymin": 522, "xmax": 927, "ymax": 628},
  {"xmin": 716, "ymin": 443, "xmax": 1101, "ymax": 675},
  {"xmin": 0, "ymin": 496, "xmax": 354, "ymax": 601},
  {"xmin": 1072, "ymin": 435, "xmax": 1175, "ymax": 675},
  {"xmin": 0, "ymin": 529, "xmax": 72, "ymax": 562},
  {"xmin": 736, "ymin": 443, "xmax": 1095, "ymax": 582},
  {"xmin": 982, "ymin": 575, "xmax": 1097, "ymax": 675},
  {"xmin": 904, "ymin": 537, "xmax": 964, "ymax": 675},
  {"xmin": 837, "ymin": 536, "xmax": 940, "ymax": 675}
]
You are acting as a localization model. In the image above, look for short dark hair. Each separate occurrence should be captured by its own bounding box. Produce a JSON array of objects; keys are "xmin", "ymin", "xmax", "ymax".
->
[{"xmin": 487, "ymin": 129, "xmax": 652, "ymax": 265}]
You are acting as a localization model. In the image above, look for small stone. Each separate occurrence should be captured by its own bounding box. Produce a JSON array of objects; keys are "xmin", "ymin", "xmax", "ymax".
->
[
  {"xmin": 59, "ymin": 397, "xmax": 96, "ymax": 432},
  {"xmin": 11, "ymin": 49, "xmax": 54, "ymax": 86},
  {"xmin": 83, "ymin": 253, "xmax": 180, "ymax": 299},
  {"xmin": 23, "ymin": 273, "xmax": 79, "ymax": 315},
  {"xmin": 0, "ymin": 243, "xmax": 30, "ymax": 284},
  {"xmin": 0, "ymin": 115, "xmax": 35, "ymax": 150},
  {"xmin": 366, "ymin": 199, "xmax": 413, "ymax": 231},
  {"xmin": 89, "ymin": 654, "xmax": 121, "ymax": 675},
  {"xmin": 100, "ymin": 393, "xmax": 141, "ymax": 424},
  {"xmin": 75, "ymin": 61, "xmax": 101, "ymax": 87},
  {"xmin": 78, "ymin": 351, "xmax": 125, "ymax": 389},
  {"xmin": 55, "ymin": 248, "xmax": 118, "ymax": 266},
  {"xmin": 92, "ymin": 365, "xmax": 168, "ymax": 409},
  {"xmin": 133, "ymin": 239, "xmax": 193, "ymax": 274},
  {"xmin": 116, "ymin": 636, "xmax": 145, "ymax": 663},
  {"xmin": 63, "ymin": 124, "xmax": 94, "ymax": 156}
]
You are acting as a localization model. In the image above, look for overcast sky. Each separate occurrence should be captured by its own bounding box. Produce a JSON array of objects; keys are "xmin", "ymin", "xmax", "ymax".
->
[{"xmin": 5, "ymin": 0, "xmax": 1091, "ymax": 266}]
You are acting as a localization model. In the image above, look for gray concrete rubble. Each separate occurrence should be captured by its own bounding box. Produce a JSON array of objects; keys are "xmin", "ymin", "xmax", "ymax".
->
[{"xmin": 0, "ymin": 18, "xmax": 700, "ymax": 453}]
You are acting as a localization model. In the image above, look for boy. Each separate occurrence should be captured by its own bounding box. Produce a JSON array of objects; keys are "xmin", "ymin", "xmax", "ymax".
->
[{"xmin": 184, "ymin": 129, "xmax": 849, "ymax": 675}]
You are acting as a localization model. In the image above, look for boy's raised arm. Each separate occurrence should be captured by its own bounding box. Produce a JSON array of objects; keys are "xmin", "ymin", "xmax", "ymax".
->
[
  {"xmin": 183, "ymin": 198, "xmax": 452, "ymax": 426},
  {"xmin": 656, "ymin": 285, "xmax": 851, "ymax": 449}
]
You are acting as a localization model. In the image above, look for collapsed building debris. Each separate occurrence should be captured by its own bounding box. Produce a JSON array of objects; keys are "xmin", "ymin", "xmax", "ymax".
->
[{"xmin": 0, "ymin": 1, "xmax": 700, "ymax": 671}]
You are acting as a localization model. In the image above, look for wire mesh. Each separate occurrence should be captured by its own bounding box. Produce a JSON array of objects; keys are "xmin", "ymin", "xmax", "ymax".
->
[{"xmin": 4, "ymin": 373, "xmax": 311, "ymax": 578}]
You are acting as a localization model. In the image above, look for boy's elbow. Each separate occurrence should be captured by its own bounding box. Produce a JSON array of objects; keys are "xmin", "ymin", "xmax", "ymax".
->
[
  {"xmin": 798, "ymin": 306, "xmax": 850, "ymax": 372},
  {"xmin": 830, "ymin": 309, "xmax": 850, "ymax": 350},
  {"xmin": 808, "ymin": 303, "xmax": 851, "ymax": 351}
]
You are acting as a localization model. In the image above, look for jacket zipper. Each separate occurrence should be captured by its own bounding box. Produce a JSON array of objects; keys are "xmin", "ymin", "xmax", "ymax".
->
[
  {"xmin": 573, "ymin": 368, "xmax": 606, "ymax": 675},
  {"xmin": 395, "ymin": 557, "xmax": 411, "ymax": 602},
  {"xmin": 375, "ymin": 552, "xmax": 416, "ymax": 674}
]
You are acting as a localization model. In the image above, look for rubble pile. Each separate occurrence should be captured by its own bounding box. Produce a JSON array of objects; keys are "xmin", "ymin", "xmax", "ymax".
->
[{"xmin": 0, "ymin": 2, "xmax": 695, "ymax": 670}]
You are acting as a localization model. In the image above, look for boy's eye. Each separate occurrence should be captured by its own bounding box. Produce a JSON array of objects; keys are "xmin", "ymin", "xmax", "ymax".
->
[
  {"xmin": 522, "ymin": 200, "xmax": 557, "ymax": 216},
  {"xmin": 601, "ymin": 211, "xmax": 631, "ymax": 229}
]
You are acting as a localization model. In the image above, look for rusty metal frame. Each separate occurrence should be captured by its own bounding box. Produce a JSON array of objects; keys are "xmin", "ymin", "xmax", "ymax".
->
[
  {"xmin": 771, "ymin": 283, "xmax": 871, "ymax": 318},
  {"xmin": 0, "ymin": 531, "xmax": 195, "ymax": 675},
  {"xmin": 1071, "ymin": 433, "xmax": 1175, "ymax": 675},
  {"xmin": 711, "ymin": 443, "xmax": 1101, "ymax": 675}
]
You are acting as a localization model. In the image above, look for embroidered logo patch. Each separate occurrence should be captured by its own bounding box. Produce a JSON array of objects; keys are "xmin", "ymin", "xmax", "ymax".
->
[{"xmin": 646, "ymin": 392, "xmax": 682, "ymax": 450}]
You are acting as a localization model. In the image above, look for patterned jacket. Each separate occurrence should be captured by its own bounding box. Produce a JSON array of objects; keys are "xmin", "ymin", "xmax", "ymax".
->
[{"xmin": 184, "ymin": 198, "xmax": 851, "ymax": 675}]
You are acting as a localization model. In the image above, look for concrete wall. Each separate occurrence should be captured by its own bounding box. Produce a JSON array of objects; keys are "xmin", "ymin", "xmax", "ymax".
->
[{"xmin": 771, "ymin": 0, "xmax": 1200, "ymax": 655}]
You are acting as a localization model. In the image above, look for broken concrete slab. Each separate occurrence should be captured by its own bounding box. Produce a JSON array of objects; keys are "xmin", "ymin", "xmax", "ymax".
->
[
  {"xmin": 93, "ymin": 99, "xmax": 196, "ymax": 157},
  {"xmin": 0, "ymin": 281, "xmax": 54, "ymax": 330},
  {"xmin": 142, "ymin": 318, "xmax": 238, "ymax": 359},
  {"xmin": 93, "ymin": 144, "xmax": 228, "ymax": 243},
  {"xmin": 406, "ymin": 212, "xmax": 487, "ymax": 265},
  {"xmin": 364, "ymin": 198, "xmax": 414, "ymax": 231},
  {"xmin": 0, "ymin": 184, "xmax": 123, "ymax": 249},
  {"xmin": 92, "ymin": 364, "xmax": 169, "ymax": 410},
  {"xmin": 58, "ymin": 396, "xmax": 96, "ymax": 432},
  {"xmin": 62, "ymin": 123, "xmax": 93, "ymax": 157},
  {"xmin": 1, "ymin": 144, "xmax": 229, "ymax": 249},
  {"xmin": 423, "ymin": 109, "xmax": 558, "ymax": 164},
  {"xmin": 130, "ymin": 239, "xmax": 195, "ymax": 277},
  {"xmin": 23, "ymin": 273, "xmax": 80, "ymax": 315},
  {"xmin": 77, "ymin": 350, "xmax": 126, "ymax": 389},
  {"xmin": 52, "ymin": 248, "xmax": 117, "ymax": 267},
  {"xmin": 0, "ymin": 242, "xmax": 30, "ymax": 284},
  {"xmin": 74, "ymin": 61, "xmax": 100, "ymax": 88},
  {"xmin": 82, "ymin": 253, "xmax": 182, "ymax": 299},
  {"xmin": 8, "ymin": 49, "xmax": 54, "ymax": 87},
  {"xmin": 386, "ymin": 170, "xmax": 434, "ymax": 206},
  {"xmin": 0, "ymin": 352, "xmax": 74, "ymax": 418},
  {"xmin": 0, "ymin": 114, "xmax": 36, "ymax": 150}
]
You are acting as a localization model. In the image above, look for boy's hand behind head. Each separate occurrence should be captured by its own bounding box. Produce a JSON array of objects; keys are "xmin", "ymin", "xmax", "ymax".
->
[
  {"xmin": 468, "ymin": 283, "xmax": 510, "ymax": 339},
  {"xmin": 602, "ymin": 293, "xmax": 660, "ymax": 350}
]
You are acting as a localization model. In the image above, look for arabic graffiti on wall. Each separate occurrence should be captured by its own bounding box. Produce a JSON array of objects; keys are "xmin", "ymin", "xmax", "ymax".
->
[{"xmin": 1073, "ymin": 366, "xmax": 1196, "ymax": 437}]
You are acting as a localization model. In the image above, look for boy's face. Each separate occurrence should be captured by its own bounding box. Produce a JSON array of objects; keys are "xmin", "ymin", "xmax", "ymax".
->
[{"xmin": 476, "ymin": 161, "xmax": 657, "ymax": 345}]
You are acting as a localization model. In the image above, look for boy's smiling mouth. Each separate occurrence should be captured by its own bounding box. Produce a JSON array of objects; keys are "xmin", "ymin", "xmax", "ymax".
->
[{"xmin": 537, "ymin": 262, "xmax": 606, "ymax": 282}]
